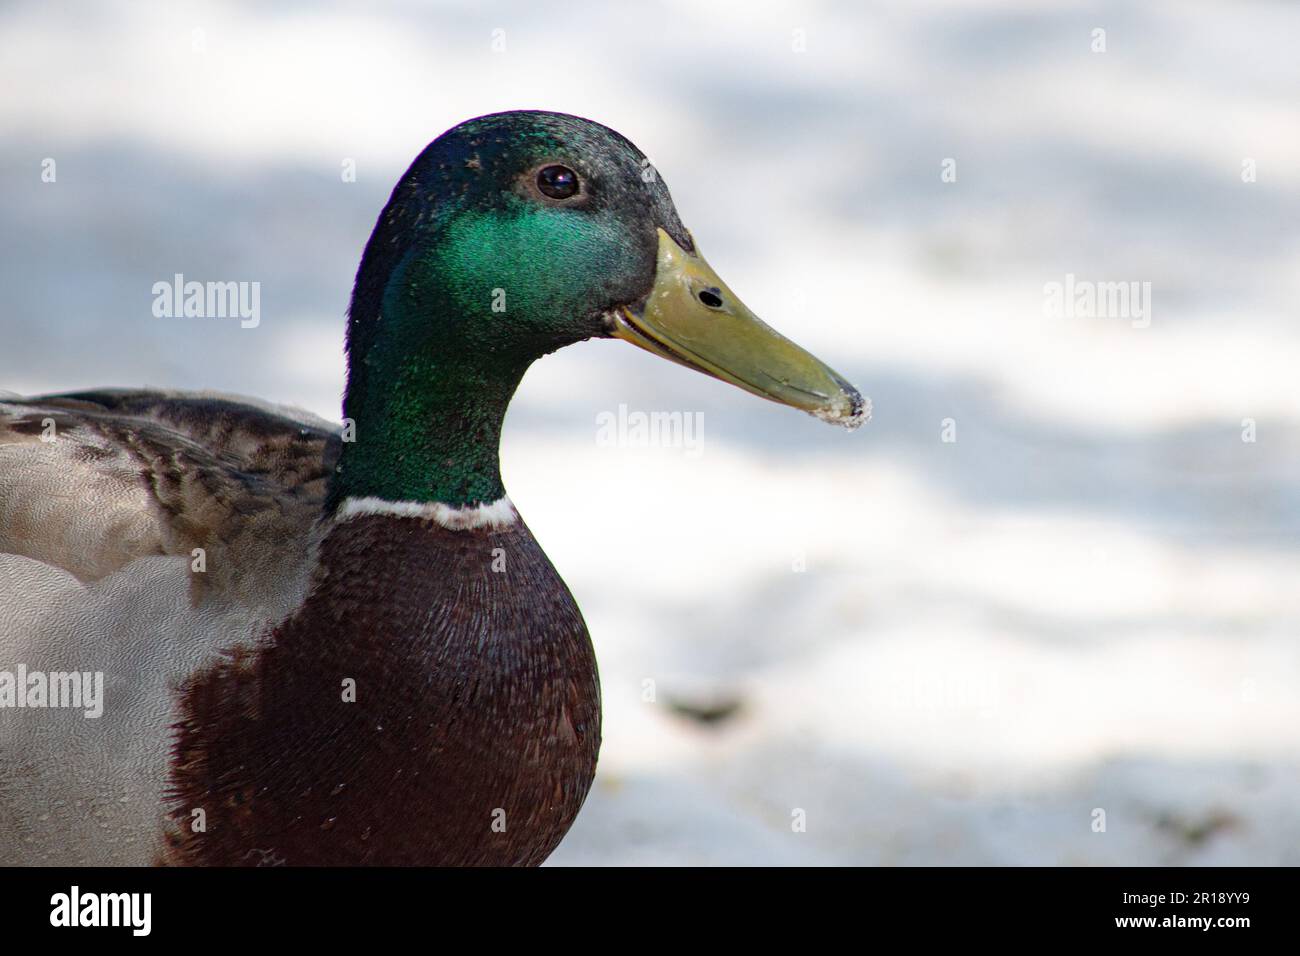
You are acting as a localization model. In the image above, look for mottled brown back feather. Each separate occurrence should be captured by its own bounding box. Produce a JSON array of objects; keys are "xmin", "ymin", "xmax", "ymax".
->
[{"xmin": 1, "ymin": 389, "xmax": 339, "ymax": 605}]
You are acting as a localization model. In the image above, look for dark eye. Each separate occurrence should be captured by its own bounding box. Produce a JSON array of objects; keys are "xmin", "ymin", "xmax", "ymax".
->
[{"xmin": 537, "ymin": 164, "xmax": 580, "ymax": 200}]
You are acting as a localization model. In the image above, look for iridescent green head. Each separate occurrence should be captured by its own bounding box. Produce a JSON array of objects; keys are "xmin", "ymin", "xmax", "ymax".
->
[{"xmin": 331, "ymin": 110, "xmax": 864, "ymax": 509}]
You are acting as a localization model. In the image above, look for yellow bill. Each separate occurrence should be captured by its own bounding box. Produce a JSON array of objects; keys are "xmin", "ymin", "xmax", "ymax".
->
[{"xmin": 609, "ymin": 228, "xmax": 868, "ymax": 429}]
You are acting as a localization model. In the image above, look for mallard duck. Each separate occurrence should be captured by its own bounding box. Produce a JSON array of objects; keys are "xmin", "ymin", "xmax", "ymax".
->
[{"xmin": 0, "ymin": 110, "xmax": 865, "ymax": 866}]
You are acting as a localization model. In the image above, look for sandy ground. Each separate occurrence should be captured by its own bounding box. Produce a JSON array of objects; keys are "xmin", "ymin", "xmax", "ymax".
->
[{"xmin": 2, "ymin": 0, "xmax": 1298, "ymax": 864}]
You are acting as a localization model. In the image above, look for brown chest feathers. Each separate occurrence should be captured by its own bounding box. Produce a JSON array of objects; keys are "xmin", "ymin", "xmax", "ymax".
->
[{"xmin": 161, "ymin": 514, "xmax": 601, "ymax": 866}]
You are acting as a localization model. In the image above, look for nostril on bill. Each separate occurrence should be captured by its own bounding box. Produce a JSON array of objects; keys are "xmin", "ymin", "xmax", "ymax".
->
[{"xmin": 697, "ymin": 288, "xmax": 724, "ymax": 309}]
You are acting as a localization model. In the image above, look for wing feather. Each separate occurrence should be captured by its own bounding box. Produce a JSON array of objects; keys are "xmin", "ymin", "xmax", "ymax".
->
[{"xmin": 0, "ymin": 389, "xmax": 340, "ymax": 600}]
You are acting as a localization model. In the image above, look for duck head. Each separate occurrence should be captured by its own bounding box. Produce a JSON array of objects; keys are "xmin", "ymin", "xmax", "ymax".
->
[{"xmin": 332, "ymin": 110, "xmax": 865, "ymax": 509}]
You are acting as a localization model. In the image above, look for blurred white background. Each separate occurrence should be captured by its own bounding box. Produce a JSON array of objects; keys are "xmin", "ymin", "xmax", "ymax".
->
[{"xmin": 3, "ymin": 0, "xmax": 1298, "ymax": 864}]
